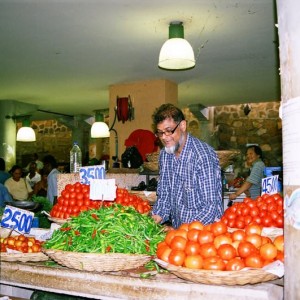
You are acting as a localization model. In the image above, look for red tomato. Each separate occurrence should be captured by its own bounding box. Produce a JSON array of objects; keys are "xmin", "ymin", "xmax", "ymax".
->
[
  {"xmin": 231, "ymin": 229, "xmax": 246, "ymax": 242},
  {"xmin": 213, "ymin": 234, "xmax": 232, "ymax": 249},
  {"xmin": 197, "ymin": 230, "xmax": 214, "ymax": 245},
  {"xmin": 260, "ymin": 243, "xmax": 278, "ymax": 261},
  {"xmin": 237, "ymin": 241, "xmax": 257, "ymax": 258},
  {"xmin": 76, "ymin": 192, "xmax": 84, "ymax": 201},
  {"xmin": 61, "ymin": 190, "xmax": 70, "ymax": 199},
  {"xmin": 156, "ymin": 245, "xmax": 171, "ymax": 261},
  {"xmin": 170, "ymin": 236, "xmax": 187, "ymax": 251},
  {"xmin": 199, "ymin": 242, "xmax": 217, "ymax": 258},
  {"xmin": 173, "ymin": 229, "xmax": 188, "ymax": 239},
  {"xmin": 217, "ymin": 244, "xmax": 237, "ymax": 260},
  {"xmin": 226, "ymin": 257, "xmax": 245, "ymax": 271},
  {"xmin": 184, "ymin": 255, "xmax": 203, "ymax": 269},
  {"xmin": 210, "ymin": 221, "xmax": 227, "ymax": 237},
  {"xmin": 262, "ymin": 215, "xmax": 273, "ymax": 227},
  {"xmin": 165, "ymin": 230, "xmax": 177, "ymax": 246},
  {"xmin": 273, "ymin": 235, "xmax": 284, "ymax": 251},
  {"xmin": 249, "ymin": 206, "xmax": 260, "ymax": 217},
  {"xmin": 244, "ymin": 253, "xmax": 264, "ymax": 268},
  {"xmin": 245, "ymin": 223, "xmax": 262, "ymax": 236},
  {"xmin": 178, "ymin": 223, "xmax": 189, "ymax": 231},
  {"xmin": 168, "ymin": 249, "xmax": 186, "ymax": 266},
  {"xmin": 184, "ymin": 241, "xmax": 201, "ymax": 255},
  {"xmin": 187, "ymin": 229, "xmax": 201, "ymax": 242},
  {"xmin": 188, "ymin": 220, "xmax": 204, "ymax": 231},
  {"xmin": 245, "ymin": 233, "xmax": 262, "ymax": 248},
  {"xmin": 202, "ymin": 256, "xmax": 226, "ymax": 271}
]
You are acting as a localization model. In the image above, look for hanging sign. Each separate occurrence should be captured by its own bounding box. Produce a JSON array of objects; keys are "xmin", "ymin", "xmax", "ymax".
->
[
  {"xmin": 79, "ymin": 164, "xmax": 106, "ymax": 185},
  {"xmin": 1, "ymin": 205, "xmax": 34, "ymax": 234},
  {"xmin": 261, "ymin": 175, "xmax": 279, "ymax": 195}
]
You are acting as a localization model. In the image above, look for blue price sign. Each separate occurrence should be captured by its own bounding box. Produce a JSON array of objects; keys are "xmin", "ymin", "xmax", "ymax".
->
[
  {"xmin": 1, "ymin": 205, "xmax": 34, "ymax": 234},
  {"xmin": 261, "ymin": 175, "xmax": 279, "ymax": 195},
  {"xmin": 79, "ymin": 164, "xmax": 106, "ymax": 185}
]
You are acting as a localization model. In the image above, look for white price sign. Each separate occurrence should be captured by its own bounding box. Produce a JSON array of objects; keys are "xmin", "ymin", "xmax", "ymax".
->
[
  {"xmin": 79, "ymin": 164, "xmax": 106, "ymax": 185},
  {"xmin": 261, "ymin": 175, "xmax": 279, "ymax": 195},
  {"xmin": 1, "ymin": 205, "xmax": 34, "ymax": 234}
]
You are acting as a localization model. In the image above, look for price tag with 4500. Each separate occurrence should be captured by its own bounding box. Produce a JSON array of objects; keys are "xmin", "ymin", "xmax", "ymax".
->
[
  {"xmin": 1, "ymin": 205, "xmax": 34, "ymax": 234},
  {"xmin": 261, "ymin": 175, "xmax": 279, "ymax": 195}
]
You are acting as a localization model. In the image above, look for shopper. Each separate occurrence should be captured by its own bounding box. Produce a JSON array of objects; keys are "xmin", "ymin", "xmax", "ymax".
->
[{"xmin": 151, "ymin": 104, "xmax": 223, "ymax": 229}]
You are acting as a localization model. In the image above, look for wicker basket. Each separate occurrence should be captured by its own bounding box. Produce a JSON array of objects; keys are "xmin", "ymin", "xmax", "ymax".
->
[
  {"xmin": 143, "ymin": 162, "xmax": 159, "ymax": 171},
  {"xmin": 155, "ymin": 259, "xmax": 279, "ymax": 286},
  {"xmin": 146, "ymin": 152, "xmax": 159, "ymax": 162},
  {"xmin": 43, "ymin": 249, "xmax": 152, "ymax": 272},
  {"xmin": 1, "ymin": 252, "xmax": 49, "ymax": 262},
  {"xmin": 48, "ymin": 216, "xmax": 70, "ymax": 225}
]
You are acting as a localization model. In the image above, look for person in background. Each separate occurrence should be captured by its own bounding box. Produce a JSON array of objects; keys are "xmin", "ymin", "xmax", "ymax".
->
[
  {"xmin": 0, "ymin": 183, "xmax": 13, "ymax": 207},
  {"xmin": 43, "ymin": 155, "xmax": 60, "ymax": 204},
  {"xmin": 0, "ymin": 157, "xmax": 11, "ymax": 184},
  {"xmin": 33, "ymin": 169, "xmax": 48, "ymax": 197},
  {"xmin": 25, "ymin": 153, "xmax": 44, "ymax": 173},
  {"xmin": 26, "ymin": 161, "xmax": 41, "ymax": 189},
  {"xmin": 229, "ymin": 145, "xmax": 265, "ymax": 201},
  {"xmin": 4, "ymin": 165, "xmax": 33, "ymax": 201},
  {"xmin": 151, "ymin": 104, "xmax": 223, "ymax": 229}
]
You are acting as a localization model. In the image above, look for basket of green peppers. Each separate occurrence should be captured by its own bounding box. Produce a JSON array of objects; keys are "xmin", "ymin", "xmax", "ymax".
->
[{"xmin": 42, "ymin": 204, "xmax": 166, "ymax": 272}]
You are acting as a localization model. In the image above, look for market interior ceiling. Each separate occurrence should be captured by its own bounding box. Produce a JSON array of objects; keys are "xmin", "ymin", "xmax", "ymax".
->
[{"xmin": 0, "ymin": 0, "xmax": 280, "ymax": 121}]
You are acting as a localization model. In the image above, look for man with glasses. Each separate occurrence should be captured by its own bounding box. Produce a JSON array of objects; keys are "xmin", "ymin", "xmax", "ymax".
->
[{"xmin": 151, "ymin": 104, "xmax": 223, "ymax": 229}]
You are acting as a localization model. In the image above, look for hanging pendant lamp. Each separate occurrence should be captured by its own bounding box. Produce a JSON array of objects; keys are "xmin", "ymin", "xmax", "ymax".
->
[
  {"xmin": 16, "ymin": 118, "xmax": 36, "ymax": 142},
  {"xmin": 91, "ymin": 110, "xmax": 110, "ymax": 138},
  {"xmin": 158, "ymin": 21, "xmax": 195, "ymax": 70}
]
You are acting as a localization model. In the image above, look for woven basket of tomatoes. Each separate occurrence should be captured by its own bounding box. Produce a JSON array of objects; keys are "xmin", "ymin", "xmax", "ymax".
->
[
  {"xmin": 155, "ymin": 220, "xmax": 284, "ymax": 285},
  {"xmin": 1, "ymin": 234, "xmax": 48, "ymax": 262}
]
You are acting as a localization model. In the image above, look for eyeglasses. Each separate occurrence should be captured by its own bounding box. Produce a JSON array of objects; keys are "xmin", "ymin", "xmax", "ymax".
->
[{"xmin": 155, "ymin": 122, "xmax": 181, "ymax": 138}]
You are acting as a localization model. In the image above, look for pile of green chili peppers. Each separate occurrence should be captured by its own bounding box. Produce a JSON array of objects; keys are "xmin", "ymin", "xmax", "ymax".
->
[{"xmin": 43, "ymin": 204, "xmax": 166, "ymax": 255}]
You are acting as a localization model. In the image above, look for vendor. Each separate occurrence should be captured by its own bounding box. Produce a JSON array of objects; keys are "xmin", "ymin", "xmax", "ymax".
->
[
  {"xmin": 229, "ymin": 145, "xmax": 265, "ymax": 201},
  {"xmin": 151, "ymin": 104, "xmax": 223, "ymax": 229}
]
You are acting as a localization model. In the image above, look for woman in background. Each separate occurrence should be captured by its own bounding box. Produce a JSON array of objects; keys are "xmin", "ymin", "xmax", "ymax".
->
[{"xmin": 229, "ymin": 145, "xmax": 265, "ymax": 200}]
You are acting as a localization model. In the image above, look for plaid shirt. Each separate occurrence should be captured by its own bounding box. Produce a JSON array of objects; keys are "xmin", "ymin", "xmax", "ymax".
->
[{"xmin": 152, "ymin": 134, "xmax": 223, "ymax": 228}]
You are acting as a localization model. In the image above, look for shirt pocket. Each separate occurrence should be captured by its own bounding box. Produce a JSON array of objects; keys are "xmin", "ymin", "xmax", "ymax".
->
[{"xmin": 178, "ymin": 175, "xmax": 198, "ymax": 210}]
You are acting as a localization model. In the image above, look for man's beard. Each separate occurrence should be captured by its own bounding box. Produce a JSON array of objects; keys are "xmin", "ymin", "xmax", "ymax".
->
[{"xmin": 165, "ymin": 133, "xmax": 184, "ymax": 154}]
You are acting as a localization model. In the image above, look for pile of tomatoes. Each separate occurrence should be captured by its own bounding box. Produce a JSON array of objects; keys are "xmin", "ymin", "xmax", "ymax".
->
[
  {"xmin": 156, "ymin": 220, "xmax": 284, "ymax": 271},
  {"xmin": 1, "ymin": 235, "xmax": 43, "ymax": 253},
  {"xmin": 222, "ymin": 193, "xmax": 283, "ymax": 229},
  {"xmin": 50, "ymin": 182, "xmax": 151, "ymax": 219}
]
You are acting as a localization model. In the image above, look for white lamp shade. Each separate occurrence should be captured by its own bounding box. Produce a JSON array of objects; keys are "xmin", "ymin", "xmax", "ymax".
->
[
  {"xmin": 91, "ymin": 121, "xmax": 110, "ymax": 138},
  {"xmin": 16, "ymin": 127, "xmax": 36, "ymax": 142},
  {"xmin": 158, "ymin": 38, "xmax": 195, "ymax": 70}
]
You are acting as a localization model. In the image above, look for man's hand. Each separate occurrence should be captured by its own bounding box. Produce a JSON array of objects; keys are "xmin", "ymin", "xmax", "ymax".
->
[{"xmin": 152, "ymin": 214, "xmax": 162, "ymax": 224}]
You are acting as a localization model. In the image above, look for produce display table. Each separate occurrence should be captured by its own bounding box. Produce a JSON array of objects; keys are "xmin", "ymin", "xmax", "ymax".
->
[{"xmin": 0, "ymin": 260, "xmax": 283, "ymax": 300}]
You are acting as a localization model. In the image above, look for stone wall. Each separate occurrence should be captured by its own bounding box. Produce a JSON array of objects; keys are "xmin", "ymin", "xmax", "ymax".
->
[
  {"xmin": 183, "ymin": 101, "xmax": 282, "ymax": 177},
  {"xmin": 16, "ymin": 120, "xmax": 72, "ymax": 168}
]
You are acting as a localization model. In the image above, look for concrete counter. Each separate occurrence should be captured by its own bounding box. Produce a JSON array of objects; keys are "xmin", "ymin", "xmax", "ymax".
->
[{"xmin": 0, "ymin": 261, "xmax": 283, "ymax": 300}]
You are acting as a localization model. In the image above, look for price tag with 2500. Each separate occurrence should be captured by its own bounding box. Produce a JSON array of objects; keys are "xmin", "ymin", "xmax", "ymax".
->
[{"xmin": 1, "ymin": 205, "xmax": 34, "ymax": 234}]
